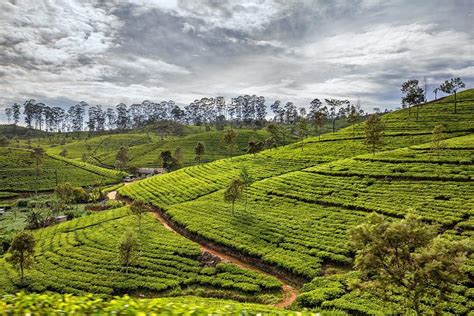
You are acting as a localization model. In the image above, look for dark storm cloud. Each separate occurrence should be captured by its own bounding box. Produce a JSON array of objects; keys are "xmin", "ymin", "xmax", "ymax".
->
[{"xmin": 0, "ymin": 0, "xmax": 473, "ymax": 122}]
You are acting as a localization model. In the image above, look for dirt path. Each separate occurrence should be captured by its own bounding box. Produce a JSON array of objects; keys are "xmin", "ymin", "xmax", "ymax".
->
[{"xmin": 108, "ymin": 186, "xmax": 299, "ymax": 309}]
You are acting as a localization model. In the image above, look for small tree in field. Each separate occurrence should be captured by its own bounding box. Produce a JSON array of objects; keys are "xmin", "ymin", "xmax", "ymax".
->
[
  {"xmin": 194, "ymin": 142, "xmax": 205, "ymax": 163},
  {"xmin": 401, "ymin": 80, "xmax": 425, "ymax": 118},
  {"xmin": 350, "ymin": 213, "xmax": 470, "ymax": 315},
  {"xmin": 221, "ymin": 129, "xmax": 237, "ymax": 157},
  {"xmin": 174, "ymin": 146, "xmax": 183, "ymax": 165},
  {"xmin": 239, "ymin": 167, "xmax": 253, "ymax": 210},
  {"xmin": 365, "ymin": 114, "xmax": 384, "ymax": 156},
  {"xmin": 439, "ymin": 77, "xmax": 465, "ymax": 114},
  {"xmin": 431, "ymin": 124, "xmax": 446, "ymax": 155},
  {"xmin": 118, "ymin": 232, "xmax": 140, "ymax": 274},
  {"xmin": 8, "ymin": 231, "xmax": 35, "ymax": 281},
  {"xmin": 130, "ymin": 200, "xmax": 147, "ymax": 231},
  {"xmin": 224, "ymin": 178, "xmax": 243, "ymax": 216},
  {"xmin": 115, "ymin": 146, "xmax": 129, "ymax": 170}
]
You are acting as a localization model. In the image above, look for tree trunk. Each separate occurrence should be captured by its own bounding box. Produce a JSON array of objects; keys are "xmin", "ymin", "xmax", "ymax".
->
[
  {"xmin": 332, "ymin": 119, "xmax": 335, "ymax": 133},
  {"xmin": 231, "ymin": 201, "xmax": 235, "ymax": 216},
  {"xmin": 454, "ymin": 91, "xmax": 457, "ymax": 114}
]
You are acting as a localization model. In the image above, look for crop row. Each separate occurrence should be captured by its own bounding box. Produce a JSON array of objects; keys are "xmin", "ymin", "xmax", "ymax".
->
[{"xmin": 2, "ymin": 207, "xmax": 282, "ymax": 300}]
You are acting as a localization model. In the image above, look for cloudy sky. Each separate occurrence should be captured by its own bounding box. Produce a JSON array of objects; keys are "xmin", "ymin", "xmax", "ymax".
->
[{"xmin": 0, "ymin": 0, "xmax": 473, "ymax": 122}]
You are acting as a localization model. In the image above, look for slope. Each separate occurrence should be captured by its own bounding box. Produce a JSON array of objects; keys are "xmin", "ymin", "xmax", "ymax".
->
[{"xmin": 118, "ymin": 89, "xmax": 473, "ymax": 314}]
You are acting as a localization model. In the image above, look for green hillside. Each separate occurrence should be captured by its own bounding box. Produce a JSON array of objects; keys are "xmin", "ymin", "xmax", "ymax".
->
[
  {"xmin": 43, "ymin": 129, "xmax": 288, "ymax": 168},
  {"xmin": 0, "ymin": 147, "xmax": 125, "ymax": 192},
  {"xmin": 0, "ymin": 206, "xmax": 283, "ymax": 303},
  {"xmin": 117, "ymin": 90, "xmax": 474, "ymax": 314}
]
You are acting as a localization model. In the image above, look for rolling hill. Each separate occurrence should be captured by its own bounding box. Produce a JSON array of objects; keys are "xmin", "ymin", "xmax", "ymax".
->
[{"xmin": 116, "ymin": 89, "xmax": 474, "ymax": 314}]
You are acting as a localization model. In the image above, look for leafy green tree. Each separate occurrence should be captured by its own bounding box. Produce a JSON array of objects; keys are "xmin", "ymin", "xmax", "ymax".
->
[
  {"xmin": 350, "ymin": 213, "xmax": 471, "ymax": 315},
  {"xmin": 347, "ymin": 103, "xmax": 363, "ymax": 139},
  {"xmin": 439, "ymin": 77, "xmax": 465, "ymax": 114},
  {"xmin": 266, "ymin": 124, "xmax": 283, "ymax": 146},
  {"xmin": 365, "ymin": 114, "xmax": 384, "ymax": 156},
  {"xmin": 431, "ymin": 124, "xmax": 446, "ymax": 155},
  {"xmin": 8, "ymin": 231, "xmax": 35, "ymax": 280},
  {"xmin": 115, "ymin": 146, "xmax": 129, "ymax": 170},
  {"xmin": 194, "ymin": 142, "xmax": 205, "ymax": 163},
  {"xmin": 130, "ymin": 200, "xmax": 147, "ymax": 231},
  {"xmin": 117, "ymin": 232, "xmax": 140, "ymax": 274},
  {"xmin": 239, "ymin": 167, "xmax": 253, "ymax": 210},
  {"xmin": 221, "ymin": 129, "xmax": 237, "ymax": 157},
  {"xmin": 224, "ymin": 178, "xmax": 244, "ymax": 216},
  {"xmin": 160, "ymin": 150, "xmax": 179, "ymax": 170},
  {"xmin": 55, "ymin": 182, "xmax": 75, "ymax": 205},
  {"xmin": 26, "ymin": 209, "xmax": 44, "ymax": 229},
  {"xmin": 401, "ymin": 80, "xmax": 425, "ymax": 117}
]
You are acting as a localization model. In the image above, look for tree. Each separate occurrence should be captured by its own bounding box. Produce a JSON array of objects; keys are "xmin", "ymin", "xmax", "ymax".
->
[
  {"xmin": 439, "ymin": 77, "xmax": 465, "ymax": 114},
  {"xmin": 115, "ymin": 146, "xmax": 129, "ymax": 170},
  {"xmin": 401, "ymin": 80, "xmax": 425, "ymax": 117},
  {"xmin": 365, "ymin": 114, "xmax": 384, "ymax": 156},
  {"xmin": 8, "ymin": 231, "xmax": 35, "ymax": 280},
  {"xmin": 26, "ymin": 209, "xmax": 44, "ymax": 229},
  {"xmin": 55, "ymin": 182, "xmax": 76, "ymax": 205},
  {"xmin": 194, "ymin": 142, "xmax": 205, "ymax": 163},
  {"xmin": 160, "ymin": 150, "xmax": 178, "ymax": 170},
  {"xmin": 431, "ymin": 124, "xmax": 446, "ymax": 155},
  {"xmin": 12, "ymin": 103, "xmax": 21, "ymax": 125},
  {"xmin": 118, "ymin": 232, "xmax": 140, "ymax": 274},
  {"xmin": 221, "ymin": 129, "xmax": 237, "ymax": 157},
  {"xmin": 247, "ymin": 140, "xmax": 263, "ymax": 156},
  {"xmin": 223, "ymin": 178, "xmax": 243, "ymax": 216},
  {"xmin": 130, "ymin": 200, "xmax": 147, "ymax": 231},
  {"xmin": 266, "ymin": 124, "xmax": 283, "ymax": 146},
  {"xmin": 5, "ymin": 107, "xmax": 12, "ymax": 123},
  {"xmin": 325, "ymin": 99, "xmax": 346, "ymax": 133},
  {"xmin": 347, "ymin": 103, "xmax": 363, "ymax": 139},
  {"xmin": 59, "ymin": 147, "xmax": 68, "ymax": 157},
  {"xmin": 350, "ymin": 213, "xmax": 470, "ymax": 315},
  {"xmin": 0, "ymin": 136, "xmax": 9, "ymax": 147},
  {"xmin": 297, "ymin": 118, "xmax": 309, "ymax": 150},
  {"xmin": 31, "ymin": 147, "xmax": 44, "ymax": 177},
  {"xmin": 239, "ymin": 167, "xmax": 253, "ymax": 211}
]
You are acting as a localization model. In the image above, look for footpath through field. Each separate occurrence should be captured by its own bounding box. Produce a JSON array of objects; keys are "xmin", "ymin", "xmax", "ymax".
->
[{"xmin": 107, "ymin": 182, "xmax": 298, "ymax": 309}]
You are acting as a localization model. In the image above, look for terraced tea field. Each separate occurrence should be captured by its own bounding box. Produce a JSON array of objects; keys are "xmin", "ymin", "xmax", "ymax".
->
[
  {"xmin": 0, "ymin": 148, "xmax": 125, "ymax": 192},
  {"xmin": 116, "ymin": 91, "xmax": 473, "ymax": 314},
  {"xmin": 0, "ymin": 206, "xmax": 283, "ymax": 303}
]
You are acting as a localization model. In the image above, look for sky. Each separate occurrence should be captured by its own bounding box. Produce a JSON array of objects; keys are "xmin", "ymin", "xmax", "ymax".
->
[{"xmin": 0, "ymin": 0, "xmax": 473, "ymax": 123}]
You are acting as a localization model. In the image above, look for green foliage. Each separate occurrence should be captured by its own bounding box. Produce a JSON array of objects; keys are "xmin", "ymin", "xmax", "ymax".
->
[
  {"xmin": 224, "ymin": 178, "xmax": 244, "ymax": 216},
  {"xmin": 364, "ymin": 114, "xmax": 384, "ymax": 155},
  {"xmin": 0, "ymin": 207, "xmax": 282, "ymax": 302},
  {"xmin": 0, "ymin": 293, "xmax": 332, "ymax": 315},
  {"xmin": 117, "ymin": 232, "xmax": 140, "ymax": 274},
  {"xmin": 7, "ymin": 231, "xmax": 35, "ymax": 280},
  {"xmin": 350, "ymin": 213, "xmax": 471, "ymax": 314}
]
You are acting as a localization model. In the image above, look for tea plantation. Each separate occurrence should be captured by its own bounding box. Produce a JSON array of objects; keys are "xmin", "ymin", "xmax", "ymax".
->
[
  {"xmin": 117, "ymin": 90, "xmax": 473, "ymax": 314},
  {"xmin": 0, "ymin": 148, "xmax": 125, "ymax": 192},
  {"xmin": 0, "ymin": 206, "xmax": 283, "ymax": 303}
]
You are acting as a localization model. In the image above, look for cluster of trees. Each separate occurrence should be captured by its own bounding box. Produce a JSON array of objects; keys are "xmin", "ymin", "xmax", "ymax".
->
[
  {"xmin": 4, "ymin": 95, "xmax": 368, "ymax": 134},
  {"xmin": 3, "ymin": 96, "xmax": 268, "ymax": 132},
  {"xmin": 401, "ymin": 77, "xmax": 465, "ymax": 116}
]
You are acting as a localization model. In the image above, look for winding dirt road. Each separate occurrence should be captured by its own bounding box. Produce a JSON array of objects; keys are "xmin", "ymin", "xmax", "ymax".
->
[{"xmin": 107, "ymin": 185, "xmax": 299, "ymax": 308}]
